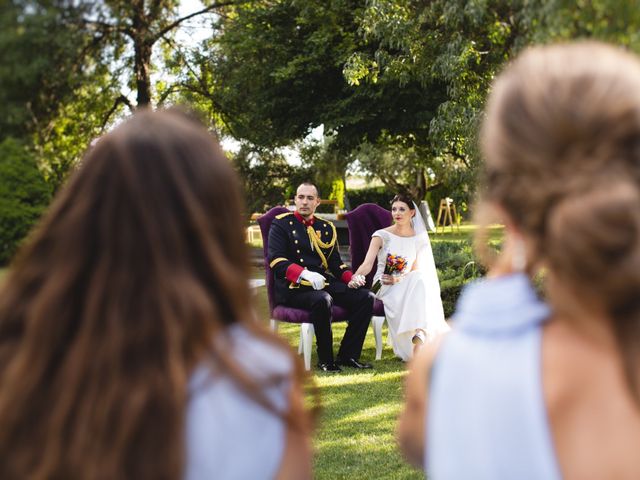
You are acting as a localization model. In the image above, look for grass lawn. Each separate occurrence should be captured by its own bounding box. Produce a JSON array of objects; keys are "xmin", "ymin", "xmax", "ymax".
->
[
  {"xmin": 431, "ymin": 223, "xmax": 503, "ymax": 243},
  {"xmin": 0, "ymin": 222, "xmax": 500, "ymax": 478},
  {"xmin": 252, "ymin": 283, "xmax": 424, "ymax": 479},
  {"xmin": 249, "ymin": 223, "xmax": 504, "ymax": 478}
]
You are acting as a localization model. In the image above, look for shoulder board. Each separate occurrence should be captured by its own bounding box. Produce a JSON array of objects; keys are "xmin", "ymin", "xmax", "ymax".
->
[
  {"xmin": 275, "ymin": 212, "xmax": 294, "ymax": 219},
  {"xmin": 314, "ymin": 215, "xmax": 333, "ymax": 226}
]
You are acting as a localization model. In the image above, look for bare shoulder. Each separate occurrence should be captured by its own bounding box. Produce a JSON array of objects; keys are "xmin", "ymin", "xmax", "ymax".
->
[
  {"xmin": 542, "ymin": 318, "xmax": 640, "ymax": 478},
  {"xmin": 374, "ymin": 227, "xmax": 394, "ymax": 238}
]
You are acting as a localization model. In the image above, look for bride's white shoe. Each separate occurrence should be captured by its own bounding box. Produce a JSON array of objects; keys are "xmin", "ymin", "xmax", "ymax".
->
[{"xmin": 412, "ymin": 329, "xmax": 426, "ymax": 345}]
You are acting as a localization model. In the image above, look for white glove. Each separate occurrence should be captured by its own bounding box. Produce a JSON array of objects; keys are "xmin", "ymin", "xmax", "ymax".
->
[
  {"xmin": 299, "ymin": 269, "xmax": 326, "ymax": 290},
  {"xmin": 348, "ymin": 274, "xmax": 366, "ymax": 289}
]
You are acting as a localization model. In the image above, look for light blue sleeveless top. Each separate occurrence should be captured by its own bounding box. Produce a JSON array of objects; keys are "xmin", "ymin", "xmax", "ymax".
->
[
  {"xmin": 184, "ymin": 324, "xmax": 291, "ymax": 480},
  {"xmin": 427, "ymin": 274, "xmax": 561, "ymax": 480}
]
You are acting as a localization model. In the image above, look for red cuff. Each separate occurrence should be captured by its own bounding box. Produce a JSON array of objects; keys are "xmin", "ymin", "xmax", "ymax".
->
[
  {"xmin": 286, "ymin": 263, "xmax": 305, "ymax": 283},
  {"xmin": 341, "ymin": 271, "xmax": 353, "ymax": 284}
]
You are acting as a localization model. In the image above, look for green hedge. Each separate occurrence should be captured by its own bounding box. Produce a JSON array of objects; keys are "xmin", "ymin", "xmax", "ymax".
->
[
  {"xmin": 0, "ymin": 138, "xmax": 51, "ymax": 265},
  {"xmin": 346, "ymin": 186, "xmax": 393, "ymax": 210},
  {"xmin": 432, "ymin": 240, "xmax": 486, "ymax": 317}
]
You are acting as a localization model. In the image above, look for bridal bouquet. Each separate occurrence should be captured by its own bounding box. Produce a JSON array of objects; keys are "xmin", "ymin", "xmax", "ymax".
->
[{"xmin": 371, "ymin": 253, "xmax": 408, "ymax": 293}]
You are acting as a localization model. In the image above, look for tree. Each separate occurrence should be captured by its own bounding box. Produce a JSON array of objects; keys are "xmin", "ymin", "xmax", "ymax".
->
[
  {"xmin": 0, "ymin": 1, "xmax": 110, "ymax": 138},
  {"xmin": 192, "ymin": 0, "xmax": 558, "ymax": 201},
  {"xmin": 347, "ymin": 0, "xmax": 640, "ymax": 202},
  {"xmin": 1, "ymin": 0, "xmax": 252, "ymax": 190},
  {"xmin": 346, "ymin": 0, "xmax": 543, "ymax": 196},
  {"xmin": 185, "ymin": 0, "xmax": 451, "ymax": 197},
  {"xmin": 0, "ymin": 137, "xmax": 51, "ymax": 265}
]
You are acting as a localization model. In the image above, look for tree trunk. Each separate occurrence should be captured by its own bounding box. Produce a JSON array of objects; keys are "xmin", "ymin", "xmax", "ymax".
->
[
  {"xmin": 134, "ymin": 40, "xmax": 152, "ymax": 107},
  {"xmin": 131, "ymin": 1, "xmax": 152, "ymax": 108},
  {"xmin": 409, "ymin": 167, "xmax": 427, "ymax": 201}
]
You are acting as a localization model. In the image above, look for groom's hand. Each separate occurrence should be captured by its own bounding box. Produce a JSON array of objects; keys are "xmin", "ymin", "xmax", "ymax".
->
[{"xmin": 299, "ymin": 269, "xmax": 326, "ymax": 290}]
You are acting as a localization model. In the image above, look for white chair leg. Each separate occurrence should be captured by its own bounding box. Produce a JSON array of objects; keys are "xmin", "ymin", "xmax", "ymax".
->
[
  {"xmin": 270, "ymin": 319, "xmax": 278, "ymax": 332},
  {"xmin": 298, "ymin": 328, "xmax": 304, "ymax": 355},
  {"xmin": 372, "ymin": 315, "xmax": 385, "ymax": 360},
  {"xmin": 300, "ymin": 323, "xmax": 315, "ymax": 371}
]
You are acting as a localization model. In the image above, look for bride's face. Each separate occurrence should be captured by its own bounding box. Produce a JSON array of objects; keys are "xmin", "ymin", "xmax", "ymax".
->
[{"xmin": 391, "ymin": 201, "xmax": 415, "ymax": 226}]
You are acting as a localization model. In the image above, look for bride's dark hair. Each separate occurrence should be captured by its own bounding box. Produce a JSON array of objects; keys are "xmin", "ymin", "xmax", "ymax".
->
[
  {"xmin": 391, "ymin": 193, "xmax": 415, "ymax": 209},
  {"xmin": 0, "ymin": 109, "xmax": 312, "ymax": 479}
]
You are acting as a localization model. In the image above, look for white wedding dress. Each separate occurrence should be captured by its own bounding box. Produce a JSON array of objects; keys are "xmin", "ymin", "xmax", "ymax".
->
[{"xmin": 372, "ymin": 228, "xmax": 449, "ymax": 361}]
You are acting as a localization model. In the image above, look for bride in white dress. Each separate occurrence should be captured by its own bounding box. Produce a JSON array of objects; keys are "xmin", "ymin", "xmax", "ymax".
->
[{"xmin": 351, "ymin": 194, "xmax": 449, "ymax": 361}]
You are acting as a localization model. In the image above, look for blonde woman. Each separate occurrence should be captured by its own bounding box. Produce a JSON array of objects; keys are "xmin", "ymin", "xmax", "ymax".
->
[{"xmin": 399, "ymin": 42, "xmax": 640, "ymax": 479}]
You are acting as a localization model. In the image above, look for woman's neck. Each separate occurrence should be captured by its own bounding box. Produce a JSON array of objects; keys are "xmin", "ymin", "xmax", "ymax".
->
[
  {"xmin": 546, "ymin": 276, "xmax": 616, "ymax": 349},
  {"xmin": 392, "ymin": 223, "xmax": 414, "ymax": 236}
]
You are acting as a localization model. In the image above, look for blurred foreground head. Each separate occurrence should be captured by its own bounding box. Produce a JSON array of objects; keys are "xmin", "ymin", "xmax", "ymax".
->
[
  {"xmin": 481, "ymin": 41, "xmax": 640, "ymax": 399},
  {"xmin": 0, "ymin": 109, "xmax": 256, "ymax": 477}
]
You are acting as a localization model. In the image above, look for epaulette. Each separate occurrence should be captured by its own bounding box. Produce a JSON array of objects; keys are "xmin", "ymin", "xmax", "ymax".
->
[
  {"xmin": 314, "ymin": 215, "xmax": 333, "ymax": 226},
  {"xmin": 275, "ymin": 212, "xmax": 294, "ymax": 219}
]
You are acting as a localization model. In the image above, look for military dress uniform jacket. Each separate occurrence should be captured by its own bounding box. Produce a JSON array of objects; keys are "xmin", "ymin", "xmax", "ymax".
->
[{"xmin": 268, "ymin": 212, "xmax": 354, "ymax": 305}]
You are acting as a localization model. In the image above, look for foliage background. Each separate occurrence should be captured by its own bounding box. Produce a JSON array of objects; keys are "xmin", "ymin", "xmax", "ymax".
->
[
  {"xmin": 4, "ymin": 0, "xmax": 640, "ymax": 264},
  {"xmin": 0, "ymin": 138, "xmax": 51, "ymax": 264}
]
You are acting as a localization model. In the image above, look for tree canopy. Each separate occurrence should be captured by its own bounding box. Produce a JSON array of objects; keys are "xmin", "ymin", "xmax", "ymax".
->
[{"xmin": 4, "ymin": 0, "xmax": 640, "ymax": 262}]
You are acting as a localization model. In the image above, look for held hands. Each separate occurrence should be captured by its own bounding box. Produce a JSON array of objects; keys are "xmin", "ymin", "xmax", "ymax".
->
[
  {"xmin": 299, "ymin": 269, "xmax": 326, "ymax": 290},
  {"xmin": 348, "ymin": 274, "xmax": 366, "ymax": 289}
]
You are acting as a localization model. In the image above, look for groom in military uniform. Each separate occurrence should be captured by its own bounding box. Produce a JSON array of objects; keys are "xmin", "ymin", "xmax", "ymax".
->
[{"xmin": 268, "ymin": 182, "xmax": 374, "ymax": 372}]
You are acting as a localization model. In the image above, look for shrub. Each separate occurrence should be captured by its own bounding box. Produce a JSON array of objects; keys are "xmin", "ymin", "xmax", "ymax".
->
[
  {"xmin": 346, "ymin": 186, "xmax": 393, "ymax": 210},
  {"xmin": 0, "ymin": 138, "xmax": 51, "ymax": 265},
  {"xmin": 433, "ymin": 240, "xmax": 486, "ymax": 317}
]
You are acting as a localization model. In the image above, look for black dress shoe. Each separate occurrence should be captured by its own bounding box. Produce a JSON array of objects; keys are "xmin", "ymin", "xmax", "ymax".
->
[
  {"xmin": 336, "ymin": 358, "xmax": 373, "ymax": 369},
  {"xmin": 317, "ymin": 362, "xmax": 342, "ymax": 372}
]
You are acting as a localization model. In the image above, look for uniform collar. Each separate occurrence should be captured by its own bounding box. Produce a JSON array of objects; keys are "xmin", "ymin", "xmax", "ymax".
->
[{"xmin": 294, "ymin": 211, "xmax": 315, "ymax": 227}]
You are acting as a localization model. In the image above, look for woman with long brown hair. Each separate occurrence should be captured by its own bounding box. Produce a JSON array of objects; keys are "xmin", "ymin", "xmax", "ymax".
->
[
  {"xmin": 399, "ymin": 42, "xmax": 640, "ymax": 479},
  {"xmin": 0, "ymin": 109, "xmax": 313, "ymax": 479}
]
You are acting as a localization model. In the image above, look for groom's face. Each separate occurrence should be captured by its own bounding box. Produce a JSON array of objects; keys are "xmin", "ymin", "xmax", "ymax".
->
[{"xmin": 294, "ymin": 184, "xmax": 320, "ymax": 219}]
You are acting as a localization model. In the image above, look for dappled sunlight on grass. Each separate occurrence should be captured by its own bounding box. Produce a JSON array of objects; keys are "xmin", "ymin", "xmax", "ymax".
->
[
  {"xmin": 337, "ymin": 400, "xmax": 400, "ymax": 425},
  {"xmin": 316, "ymin": 369, "xmax": 406, "ymax": 388}
]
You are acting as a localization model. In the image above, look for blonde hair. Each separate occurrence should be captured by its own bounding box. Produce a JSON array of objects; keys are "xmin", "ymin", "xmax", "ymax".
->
[{"xmin": 480, "ymin": 42, "xmax": 640, "ymax": 403}]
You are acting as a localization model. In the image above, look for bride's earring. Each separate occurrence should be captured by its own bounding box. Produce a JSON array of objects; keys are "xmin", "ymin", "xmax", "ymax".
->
[{"xmin": 511, "ymin": 237, "xmax": 527, "ymax": 272}]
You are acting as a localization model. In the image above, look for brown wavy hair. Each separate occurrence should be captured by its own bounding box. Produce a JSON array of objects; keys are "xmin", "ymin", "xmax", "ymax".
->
[
  {"xmin": 0, "ymin": 109, "xmax": 312, "ymax": 478},
  {"xmin": 480, "ymin": 42, "xmax": 640, "ymax": 404}
]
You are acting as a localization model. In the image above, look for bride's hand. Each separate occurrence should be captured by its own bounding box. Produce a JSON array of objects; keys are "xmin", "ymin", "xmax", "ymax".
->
[
  {"xmin": 348, "ymin": 274, "xmax": 366, "ymax": 289},
  {"xmin": 381, "ymin": 274, "xmax": 400, "ymax": 285}
]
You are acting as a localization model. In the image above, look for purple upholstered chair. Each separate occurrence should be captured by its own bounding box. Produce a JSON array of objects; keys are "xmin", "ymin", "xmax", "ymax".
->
[
  {"xmin": 344, "ymin": 203, "xmax": 392, "ymax": 359},
  {"xmin": 257, "ymin": 207, "xmax": 352, "ymax": 370}
]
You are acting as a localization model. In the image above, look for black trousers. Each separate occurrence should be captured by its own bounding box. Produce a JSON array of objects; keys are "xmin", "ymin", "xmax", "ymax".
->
[{"xmin": 285, "ymin": 284, "xmax": 375, "ymax": 364}]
